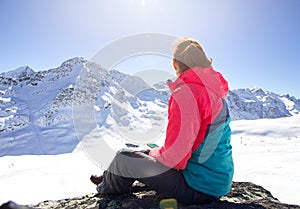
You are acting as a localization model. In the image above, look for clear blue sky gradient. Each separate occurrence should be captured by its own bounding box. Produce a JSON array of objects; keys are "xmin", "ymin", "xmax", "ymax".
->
[{"xmin": 1, "ymin": 0, "xmax": 300, "ymax": 97}]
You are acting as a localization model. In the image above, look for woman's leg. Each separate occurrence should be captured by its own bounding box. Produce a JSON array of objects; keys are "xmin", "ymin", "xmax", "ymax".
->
[
  {"xmin": 96, "ymin": 148, "xmax": 168, "ymax": 194},
  {"xmin": 97, "ymin": 148, "xmax": 217, "ymax": 205}
]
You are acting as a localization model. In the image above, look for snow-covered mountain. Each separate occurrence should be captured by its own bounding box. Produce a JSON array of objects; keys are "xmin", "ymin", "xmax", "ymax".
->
[
  {"xmin": 227, "ymin": 87, "xmax": 300, "ymax": 120},
  {"xmin": 0, "ymin": 57, "xmax": 169, "ymax": 156},
  {"xmin": 1, "ymin": 57, "xmax": 299, "ymax": 156}
]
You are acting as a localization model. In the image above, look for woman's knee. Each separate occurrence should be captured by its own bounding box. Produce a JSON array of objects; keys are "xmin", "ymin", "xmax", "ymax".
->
[{"xmin": 116, "ymin": 148, "xmax": 133, "ymax": 156}]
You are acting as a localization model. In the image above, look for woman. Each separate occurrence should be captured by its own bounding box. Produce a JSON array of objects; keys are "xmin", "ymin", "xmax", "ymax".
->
[{"xmin": 90, "ymin": 37, "xmax": 234, "ymax": 205}]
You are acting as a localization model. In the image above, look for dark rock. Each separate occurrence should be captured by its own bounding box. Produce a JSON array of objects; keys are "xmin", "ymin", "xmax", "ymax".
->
[{"xmin": 2, "ymin": 182, "xmax": 298, "ymax": 209}]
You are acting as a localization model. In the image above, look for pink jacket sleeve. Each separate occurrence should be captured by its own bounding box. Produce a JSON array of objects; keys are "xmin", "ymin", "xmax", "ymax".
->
[{"xmin": 149, "ymin": 85, "xmax": 201, "ymax": 170}]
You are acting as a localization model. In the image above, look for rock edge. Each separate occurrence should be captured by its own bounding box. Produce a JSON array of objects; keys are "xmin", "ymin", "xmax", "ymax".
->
[{"xmin": 1, "ymin": 182, "xmax": 299, "ymax": 209}]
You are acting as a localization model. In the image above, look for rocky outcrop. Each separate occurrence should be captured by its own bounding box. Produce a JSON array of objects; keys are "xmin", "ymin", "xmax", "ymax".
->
[{"xmin": 1, "ymin": 182, "xmax": 298, "ymax": 209}]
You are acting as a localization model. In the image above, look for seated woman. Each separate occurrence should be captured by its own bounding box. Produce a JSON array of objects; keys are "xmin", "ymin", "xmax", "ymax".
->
[{"xmin": 90, "ymin": 37, "xmax": 234, "ymax": 205}]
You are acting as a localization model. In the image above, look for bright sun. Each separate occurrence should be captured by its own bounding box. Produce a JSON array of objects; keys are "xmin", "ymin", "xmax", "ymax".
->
[{"xmin": 129, "ymin": 0, "xmax": 148, "ymax": 8}]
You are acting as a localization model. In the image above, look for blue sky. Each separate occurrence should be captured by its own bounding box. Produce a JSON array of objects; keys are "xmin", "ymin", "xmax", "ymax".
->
[{"xmin": 1, "ymin": 0, "xmax": 300, "ymax": 97}]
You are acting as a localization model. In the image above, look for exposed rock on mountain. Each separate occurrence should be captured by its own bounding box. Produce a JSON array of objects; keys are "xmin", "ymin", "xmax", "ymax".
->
[{"xmin": 1, "ymin": 182, "xmax": 298, "ymax": 209}]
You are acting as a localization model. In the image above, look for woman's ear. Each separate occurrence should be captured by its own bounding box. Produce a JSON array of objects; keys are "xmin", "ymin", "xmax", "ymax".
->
[{"xmin": 173, "ymin": 59, "xmax": 178, "ymax": 71}]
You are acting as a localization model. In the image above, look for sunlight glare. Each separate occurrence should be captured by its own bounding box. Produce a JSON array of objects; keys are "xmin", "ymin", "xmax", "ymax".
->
[{"xmin": 141, "ymin": 0, "xmax": 146, "ymax": 7}]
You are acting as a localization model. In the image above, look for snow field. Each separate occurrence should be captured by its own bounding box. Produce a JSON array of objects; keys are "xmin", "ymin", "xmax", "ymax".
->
[
  {"xmin": 231, "ymin": 116, "xmax": 300, "ymax": 205},
  {"xmin": 0, "ymin": 117, "xmax": 299, "ymax": 206},
  {"xmin": 0, "ymin": 152, "xmax": 101, "ymax": 205}
]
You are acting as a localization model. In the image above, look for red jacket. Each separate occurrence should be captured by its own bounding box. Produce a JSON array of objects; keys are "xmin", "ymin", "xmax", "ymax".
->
[{"xmin": 149, "ymin": 66, "xmax": 229, "ymax": 169}]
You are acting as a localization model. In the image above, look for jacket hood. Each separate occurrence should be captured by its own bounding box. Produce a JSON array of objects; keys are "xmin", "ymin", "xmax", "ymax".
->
[{"xmin": 168, "ymin": 66, "xmax": 229, "ymax": 99}]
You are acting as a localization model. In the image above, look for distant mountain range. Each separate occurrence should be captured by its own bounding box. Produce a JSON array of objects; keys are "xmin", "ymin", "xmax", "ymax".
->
[
  {"xmin": 227, "ymin": 87, "xmax": 300, "ymax": 120},
  {"xmin": 1, "ymin": 57, "xmax": 299, "ymax": 156}
]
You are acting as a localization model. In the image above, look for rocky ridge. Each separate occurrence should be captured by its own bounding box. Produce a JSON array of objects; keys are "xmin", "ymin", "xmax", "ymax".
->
[{"xmin": 1, "ymin": 182, "xmax": 299, "ymax": 209}]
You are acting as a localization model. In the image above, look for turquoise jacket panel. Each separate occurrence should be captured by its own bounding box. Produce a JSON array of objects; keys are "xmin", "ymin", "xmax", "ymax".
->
[{"xmin": 183, "ymin": 118, "xmax": 234, "ymax": 198}]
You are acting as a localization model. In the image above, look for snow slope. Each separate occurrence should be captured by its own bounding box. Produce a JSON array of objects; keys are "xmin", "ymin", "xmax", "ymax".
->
[
  {"xmin": 0, "ymin": 116, "xmax": 299, "ymax": 205},
  {"xmin": 0, "ymin": 58, "xmax": 88, "ymax": 156}
]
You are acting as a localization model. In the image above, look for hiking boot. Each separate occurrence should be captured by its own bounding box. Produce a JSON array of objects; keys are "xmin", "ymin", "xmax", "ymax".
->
[
  {"xmin": 96, "ymin": 182, "xmax": 107, "ymax": 194},
  {"xmin": 90, "ymin": 175, "xmax": 103, "ymax": 185}
]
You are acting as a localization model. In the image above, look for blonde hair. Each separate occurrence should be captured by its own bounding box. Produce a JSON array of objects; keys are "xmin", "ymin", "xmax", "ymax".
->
[{"xmin": 173, "ymin": 38, "xmax": 212, "ymax": 75}]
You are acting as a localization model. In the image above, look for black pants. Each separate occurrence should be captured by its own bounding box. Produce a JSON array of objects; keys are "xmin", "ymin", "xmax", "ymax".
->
[{"xmin": 98, "ymin": 148, "xmax": 216, "ymax": 205}]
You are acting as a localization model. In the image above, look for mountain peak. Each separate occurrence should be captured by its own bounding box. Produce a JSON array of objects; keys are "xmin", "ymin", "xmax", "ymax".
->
[
  {"xmin": 59, "ymin": 57, "xmax": 87, "ymax": 67},
  {"xmin": 1, "ymin": 66, "xmax": 35, "ymax": 79},
  {"xmin": 251, "ymin": 86, "xmax": 265, "ymax": 94}
]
